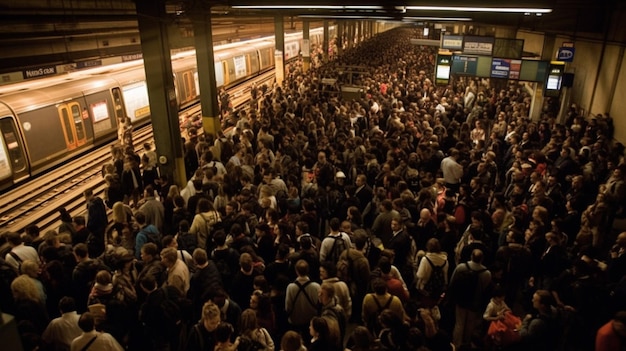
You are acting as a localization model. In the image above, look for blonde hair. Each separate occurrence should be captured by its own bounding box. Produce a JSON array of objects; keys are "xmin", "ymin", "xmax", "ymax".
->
[
  {"xmin": 112, "ymin": 202, "xmax": 127, "ymax": 223},
  {"xmin": 202, "ymin": 301, "xmax": 221, "ymax": 321},
  {"xmin": 11, "ymin": 274, "xmax": 42, "ymax": 302},
  {"xmin": 20, "ymin": 260, "xmax": 39, "ymax": 278}
]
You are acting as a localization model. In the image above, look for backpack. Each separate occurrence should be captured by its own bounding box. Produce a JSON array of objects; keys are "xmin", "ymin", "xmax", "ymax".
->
[
  {"xmin": 422, "ymin": 257, "xmax": 447, "ymax": 297},
  {"xmin": 160, "ymin": 287, "xmax": 183, "ymax": 333},
  {"xmin": 213, "ymin": 249, "xmax": 234, "ymax": 286},
  {"xmin": 289, "ymin": 280, "xmax": 317, "ymax": 315},
  {"xmin": 140, "ymin": 225, "xmax": 162, "ymax": 249},
  {"xmin": 366, "ymin": 294, "xmax": 393, "ymax": 335},
  {"xmin": 336, "ymin": 249, "xmax": 354, "ymax": 284},
  {"xmin": 177, "ymin": 232, "xmax": 198, "ymax": 254},
  {"xmin": 237, "ymin": 335, "xmax": 265, "ymax": 351},
  {"xmin": 448, "ymin": 262, "xmax": 487, "ymax": 309},
  {"xmin": 326, "ymin": 235, "xmax": 347, "ymax": 264}
]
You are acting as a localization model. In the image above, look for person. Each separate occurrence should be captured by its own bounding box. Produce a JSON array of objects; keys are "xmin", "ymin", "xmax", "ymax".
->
[
  {"xmin": 84, "ymin": 188, "xmax": 108, "ymax": 258},
  {"xmin": 320, "ymin": 260, "xmax": 352, "ymax": 321},
  {"xmin": 138, "ymin": 185, "xmax": 165, "ymax": 232},
  {"xmin": 213, "ymin": 322, "xmax": 240, "ymax": 351},
  {"xmin": 362, "ymin": 278, "xmax": 407, "ymax": 335},
  {"xmin": 70, "ymin": 312, "xmax": 123, "ymax": 351},
  {"xmin": 160, "ymin": 247, "xmax": 190, "ymax": 295},
  {"xmin": 416, "ymin": 238, "xmax": 449, "ymax": 304},
  {"xmin": 519, "ymin": 290, "xmax": 560, "ymax": 351},
  {"xmin": 285, "ymin": 259, "xmax": 320, "ymax": 337},
  {"xmin": 319, "ymin": 217, "xmax": 352, "ymax": 264},
  {"xmin": 318, "ymin": 282, "xmax": 347, "ymax": 346},
  {"xmin": 309, "ymin": 316, "xmax": 339, "ymax": 351},
  {"xmin": 188, "ymin": 248, "xmax": 222, "ymax": 321},
  {"xmin": 596, "ymin": 310, "xmax": 626, "ymax": 351},
  {"xmin": 239, "ymin": 309, "xmax": 275, "ymax": 351},
  {"xmin": 280, "ymin": 330, "xmax": 306, "ymax": 351},
  {"xmin": 448, "ymin": 249, "xmax": 492, "ymax": 350},
  {"xmin": 41, "ymin": 296, "xmax": 83, "ymax": 351},
  {"xmin": 138, "ymin": 275, "xmax": 184, "ymax": 351},
  {"xmin": 441, "ymin": 148, "xmax": 464, "ymax": 192},
  {"xmin": 185, "ymin": 301, "xmax": 221, "ymax": 351},
  {"xmin": 4, "ymin": 231, "xmax": 41, "ymax": 272},
  {"xmin": 135, "ymin": 243, "xmax": 165, "ymax": 297}
]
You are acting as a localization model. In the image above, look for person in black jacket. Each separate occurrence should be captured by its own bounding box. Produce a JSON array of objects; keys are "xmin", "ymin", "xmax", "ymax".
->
[
  {"xmin": 188, "ymin": 248, "xmax": 222, "ymax": 322},
  {"xmin": 84, "ymin": 188, "xmax": 108, "ymax": 258},
  {"xmin": 185, "ymin": 301, "xmax": 221, "ymax": 351}
]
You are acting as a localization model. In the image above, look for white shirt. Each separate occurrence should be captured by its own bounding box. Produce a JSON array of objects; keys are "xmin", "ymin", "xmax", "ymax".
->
[
  {"xmin": 42, "ymin": 311, "xmax": 82, "ymax": 350},
  {"xmin": 71, "ymin": 330, "xmax": 124, "ymax": 351},
  {"xmin": 5, "ymin": 243, "xmax": 40, "ymax": 271}
]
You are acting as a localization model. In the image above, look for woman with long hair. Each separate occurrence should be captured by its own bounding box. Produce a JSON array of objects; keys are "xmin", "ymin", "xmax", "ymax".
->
[
  {"xmin": 11, "ymin": 274, "xmax": 49, "ymax": 334},
  {"xmin": 239, "ymin": 309, "xmax": 275, "ymax": 351}
]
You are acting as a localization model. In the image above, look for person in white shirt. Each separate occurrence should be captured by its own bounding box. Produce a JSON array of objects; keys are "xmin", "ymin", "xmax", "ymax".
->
[
  {"xmin": 440, "ymin": 148, "xmax": 464, "ymax": 192},
  {"xmin": 71, "ymin": 312, "xmax": 123, "ymax": 351},
  {"xmin": 4, "ymin": 232, "xmax": 40, "ymax": 272},
  {"xmin": 42, "ymin": 297, "xmax": 83, "ymax": 351}
]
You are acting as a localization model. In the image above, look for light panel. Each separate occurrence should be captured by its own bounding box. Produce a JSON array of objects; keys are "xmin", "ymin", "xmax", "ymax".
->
[{"xmin": 405, "ymin": 6, "xmax": 552, "ymax": 13}]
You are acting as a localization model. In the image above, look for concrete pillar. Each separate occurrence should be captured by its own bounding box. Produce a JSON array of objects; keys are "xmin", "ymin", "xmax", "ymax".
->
[
  {"xmin": 274, "ymin": 16, "xmax": 285, "ymax": 86},
  {"xmin": 530, "ymin": 33, "xmax": 556, "ymax": 121},
  {"xmin": 190, "ymin": 4, "xmax": 221, "ymax": 140},
  {"xmin": 135, "ymin": 0, "xmax": 185, "ymax": 186},
  {"xmin": 337, "ymin": 22, "xmax": 343, "ymax": 56},
  {"xmin": 323, "ymin": 20, "xmax": 329, "ymax": 62},
  {"xmin": 302, "ymin": 20, "xmax": 311, "ymax": 73},
  {"xmin": 348, "ymin": 22, "xmax": 354, "ymax": 49}
]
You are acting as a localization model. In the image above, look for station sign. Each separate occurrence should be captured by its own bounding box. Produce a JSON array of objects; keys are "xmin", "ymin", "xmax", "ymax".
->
[
  {"xmin": 442, "ymin": 34, "xmax": 463, "ymax": 50},
  {"xmin": 23, "ymin": 65, "xmax": 56, "ymax": 79},
  {"xmin": 463, "ymin": 36, "xmax": 494, "ymax": 55},
  {"xmin": 557, "ymin": 47, "xmax": 575, "ymax": 62}
]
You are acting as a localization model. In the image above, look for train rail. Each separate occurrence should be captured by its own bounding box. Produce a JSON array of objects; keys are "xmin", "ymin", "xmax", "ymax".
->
[{"xmin": 0, "ymin": 70, "xmax": 274, "ymax": 236}]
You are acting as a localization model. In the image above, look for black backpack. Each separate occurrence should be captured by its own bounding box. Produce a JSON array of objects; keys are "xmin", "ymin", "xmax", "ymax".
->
[
  {"xmin": 366, "ymin": 294, "xmax": 393, "ymax": 335},
  {"xmin": 327, "ymin": 235, "xmax": 347, "ymax": 264},
  {"xmin": 448, "ymin": 263, "xmax": 487, "ymax": 309},
  {"xmin": 422, "ymin": 257, "xmax": 447, "ymax": 297},
  {"xmin": 237, "ymin": 335, "xmax": 265, "ymax": 351}
]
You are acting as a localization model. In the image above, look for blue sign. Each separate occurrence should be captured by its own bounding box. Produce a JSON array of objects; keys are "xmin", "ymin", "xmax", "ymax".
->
[
  {"xmin": 557, "ymin": 47, "xmax": 575, "ymax": 62},
  {"xmin": 491, "ymin": 58, "xmax": 510, "ymax": 78}
]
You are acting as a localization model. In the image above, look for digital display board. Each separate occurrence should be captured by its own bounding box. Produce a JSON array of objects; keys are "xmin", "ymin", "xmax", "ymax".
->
[
  {"xmin": 435, "ymin": 53, "xmax": 452, "ymax": 84},
  {"xmin": 451, "ymin": 55, "xmax": 478, "ymax": 75},
  {"xmin": 491, "ymin": 58, "xmax": 522, "ymax": 79},
  {"xmin": 544, "ymin": 62, "xmax": 565, "ymax": 97},
  {"xmin": 493, "ymin": 38, "xmax": 524, "ymax": 59}
]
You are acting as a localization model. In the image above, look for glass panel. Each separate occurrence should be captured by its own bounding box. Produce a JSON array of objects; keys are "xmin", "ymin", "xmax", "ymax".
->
[
  {"xmin": 111, "ymin": 87, "xmax": 125, "ymax": 119},
  {"xmin": 60, "ymin": 107, "xmax": 75, "ymax": 145},
  {"xmin": 0, "ymin": 118, "xmax": 26, "ymax": 176},
  {"xmin": 71, "ymin": 104, "xmax": 86, "ymax": 141}
]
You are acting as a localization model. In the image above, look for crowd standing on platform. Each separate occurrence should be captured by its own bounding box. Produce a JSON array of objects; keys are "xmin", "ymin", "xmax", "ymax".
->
[{"xmin": 1, "ymin": 27, "xmax": 626, "ymax": 351}]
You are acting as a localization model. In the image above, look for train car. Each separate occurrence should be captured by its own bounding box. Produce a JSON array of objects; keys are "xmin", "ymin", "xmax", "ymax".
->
[{"xmin": 0, "ymin": 25, "xmax": 335, "ymax": 191}]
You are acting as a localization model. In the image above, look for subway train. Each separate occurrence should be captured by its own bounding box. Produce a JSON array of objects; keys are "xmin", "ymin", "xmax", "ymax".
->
[{"xmin": 0, "ymin": 25, "xmax": 335, "ymax": 191}]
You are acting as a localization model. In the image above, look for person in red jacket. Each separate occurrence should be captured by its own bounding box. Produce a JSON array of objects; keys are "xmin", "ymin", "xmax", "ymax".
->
[{"xmin": 596, "ymin": 311, "xmax": 626, "ymax": 351}]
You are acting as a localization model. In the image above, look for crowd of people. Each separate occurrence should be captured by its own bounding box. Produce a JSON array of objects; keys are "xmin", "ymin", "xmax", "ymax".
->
[{"xmin": 2, "ymin": 26, "xmax": 626, "ymax": 351}]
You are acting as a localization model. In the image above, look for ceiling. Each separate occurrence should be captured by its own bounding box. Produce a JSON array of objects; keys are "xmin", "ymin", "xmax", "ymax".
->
[{"xmin": 0, "ymin": 0, "xmax": 623, "ymax": 73}]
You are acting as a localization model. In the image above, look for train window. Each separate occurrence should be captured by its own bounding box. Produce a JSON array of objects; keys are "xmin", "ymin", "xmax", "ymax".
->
[
  {"xmin": 59, "ymin": 106, "xmax": 75, "ymax": 147},
  {"xmin": 0, "ymin": 118, "xmax": 26, "ymax": 176},
  {"xmin": 183, "ymin": 71, "xmax": 196, "ymax": 101},
  {"xmin": 111, "ymin": 87, "xmax": 126, "ymax": 120},
  {"xmin": 70, "ymin": 103, "xmax": 86, "ymax": 145}
]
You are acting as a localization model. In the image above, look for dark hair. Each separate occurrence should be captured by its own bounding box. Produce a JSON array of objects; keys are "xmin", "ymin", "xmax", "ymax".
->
[
  {"xmin": 135, "ymin": 211, "xmax": 146, "ymax": 225},
  {"xmin": 78, "ymin": 312, "xmax": 95, "ymax": 332},
  {"xmin": 73, "ymin": 243, "xmax": 88, "ymax": 258},
  {"xmin": 372, "ymin": 277, "xmax": 387, "ymax": 295},
  {"xmin": 179, "ymin": 220, "xmax": 190, "ymax": 232},
  {"xmin": 295, "ymin": 259, "xmax": 309, "ymax": 276},
  {"xmin": 321, "ymin": 260, "xmax": 337, "ymax": 277},
  {"xmin": 162, "ymin": 235, "xmax": 175, "ymax": 248},
  {"xmin": 139, "ymin": 276, "xmax": 156, "ymax": 291},
  {"xmin": 214, "ymin": 322, "xmax": 234, "ymax": 343},
  {"xmin": 329, "ymin": 217, "xmax": 341, "ymax": 231},
  {"xmin": 59, "ymin": 296, "xmax": 76, "ymax": 313}
]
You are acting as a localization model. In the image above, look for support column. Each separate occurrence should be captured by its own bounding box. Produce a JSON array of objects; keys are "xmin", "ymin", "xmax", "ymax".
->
[
  {"xmin": 191, "ymin": 4, "xmax": 220, "ymax": 139},
  {"xmin": 302, "ymin": 20, "xmax": 311, "ymax": 73},
  {"xmin": 135, "ymin": 0, "xmax": 185, "ymax": 186},
  {"xmin": 347, "ymin": 22, "xmax": 354, "ymax": 49},
  {"xmin": 274, "ymin": 16, "xmax": 285, "ymax": 86},
  {"xmin": 323, "ymin": 21, "xmax": 329, "ymax": 62},
  {"xmin": 530, "ymin": 33, "xmax": 556, "ymax": 121},
  {"xmin": 337, "ymin": 22, "xmax": 343, "ymax": 56}
]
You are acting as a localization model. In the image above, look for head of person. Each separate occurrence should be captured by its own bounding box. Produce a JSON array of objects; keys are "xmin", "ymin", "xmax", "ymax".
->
[
  {"xmin": 78, "ymin": 312, "xmax": 96, "ymax": 333},
  {"xmin": 140, "ymin": 243, "xmax": 159, "ymax": 263},
  {"xmin": 240, "ymin": 308, "xmax": 259, "ymax": 333},
  {"xmin": 160, "ymin": 247, "xmax": 178, "ymax": 268},
  {"xmin": 295, "ymin": 259, "xmax": 309, "ymax": 277},
  {"xmin": 371, "ymin": 277, "xmax": 387, "ymax": 296},
  {"xmin": 532, "ymin": 289, "xmax": 554, "ymax": 313},
  {"xmin": 309, "ymin": 316, "xmax": 331, "ymax": 340},
  {"xmin": 201, "ymin": 301, "xmax": 221, "ymax": 332},
  {"xmin": 281, "ymin": 331, "xmax": 304, "ymax": 351},
  {"xmin": 320, "ymin": 260, "xmax": 337, "ymax": 280},
  {"xmin": 318, "ymin": 282, "xmax": 336, "ymax": 306}
]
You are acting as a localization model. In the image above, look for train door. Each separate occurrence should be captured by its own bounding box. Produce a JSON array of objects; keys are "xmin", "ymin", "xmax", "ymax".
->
[
  {"xmin": 58, "ymin": 102, "xmax": 87, "ymax": 150},
  {"xmin": 0, "ymin": 117, "xmax": 28, "ymax": 183}
]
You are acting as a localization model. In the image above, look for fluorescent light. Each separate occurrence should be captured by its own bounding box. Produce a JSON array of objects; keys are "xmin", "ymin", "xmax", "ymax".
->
[
  {"xmin": 406, "ymin": 6, "xmax": 552, "ymax": 13},
  {"xmin": 299, "ymin": 15, "xmax": 393, "ymax": 20},
  {"xmin": 403, "ymin": 16, "xmax": 472, "ymax": 21},
  {"xmin": 232, "ymin": 5, "xmax": 383, "ymax": 10}
]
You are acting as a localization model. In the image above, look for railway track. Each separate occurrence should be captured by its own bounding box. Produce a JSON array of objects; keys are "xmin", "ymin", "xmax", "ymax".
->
[{"xmin": 0, "ymin": 69, "xmax": 275, "ymax": 236}]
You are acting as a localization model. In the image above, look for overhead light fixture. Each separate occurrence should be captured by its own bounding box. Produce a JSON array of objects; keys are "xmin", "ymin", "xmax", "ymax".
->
[
  {"xmin": 232, "ymin": 5, "xmax": 384, "ymax": 10},
  {"xmin": 403, "ymin": 16, "xmax": 472, "ymax": 21},
  {"xmin": 405, "ymin": 6, "xmax": 552, "ymax": 13},
  {"xmin": 299, "ymin": 14, "xmax": 394, "ymax": 20}
]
